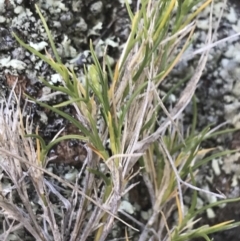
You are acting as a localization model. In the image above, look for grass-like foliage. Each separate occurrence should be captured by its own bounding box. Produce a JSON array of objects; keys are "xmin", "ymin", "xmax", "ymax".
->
[{"xmin": 1, "ymin": 0, "xmax": 240, "ymax": 240}]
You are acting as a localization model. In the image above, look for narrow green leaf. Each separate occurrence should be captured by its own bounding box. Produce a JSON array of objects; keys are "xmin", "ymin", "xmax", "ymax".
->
[
  {"xmin": 39, "ymin": 77, "xmax": 76, "ymax": 97},
  {"xmin": 46, "ymin": 134, "xmax": 89, "ymax": 153},
  {"xmin": 53, "ymin": 98, "xmax": 85, "ymax": 108},
  {"xmin": 87, "ymin": 168, "xmax": 111, "ymax": 186},
  {"xmin": 13, "ymin": 33, "xmax": 62, "ymax": 73},
  {"xmin": 26, "ymin": 95, "xmax": 91, "ymax": 137},
  {"xmin": 25, "ymin": 134, "xmax": 46, "ymax": 150},
  {"xmin": 35, "ymin": 4, "xmax": 61, "ymax": 63}
]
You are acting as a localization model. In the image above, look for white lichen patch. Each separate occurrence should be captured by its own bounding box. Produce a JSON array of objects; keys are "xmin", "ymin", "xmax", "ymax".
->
[
  {"xmin": 223, "ymin": 153, "xmax": 240, "ymax": 175},
  {"xmin": 119, "ymin": 200, "xmax": 135, "ymax": 214},
  {"xmin": 231, "ymin": 175, "xmax": 238, "ymax": 187},
  {"xmin": 51, "ymin": 73, "xmax": 62, "ymax": 84},
  {"xmin": 197, "ymin": 19, "xmax": 209, "ymax": 30},
  {"xmin": 36, "ymin": 110, "xmax": 48, "ymax": 124},
  {"xmin": 105, "ymin": 55, "xmax": 115, "ymax": 66},
  {"xmin": 196, "ymin": 197, "xmax": 204, "ymax": 209},
  {"xmin": 0, "ymin": 57, "xmax": 26, "ymax": 70},
  {"xmin": 232, "ymin": 81, "xmax": 240, "ymax": 97},
  {"xmin": 140, "ymin": 211, "xmax": 150, "ymax": 221},
  {"xmin": 224, "ymin": 45, "xmax": 238, "ymax": 59},
  {"xmin": 57, "ymin": 35, "xmax": 77, "ymax": 58},
  {"xmin": 226, "ymin": 7, "xmax": 237, "ymax": 23},
  {"xmin": 0, "ymin": 0, "xmax": 5, "ymax": 13},
  {"xmin": 0, "ymin": 181, "xmax": 13, "ymax": 197},
  {"xmin": 232, "ymin": 114, "xmax": 240, "ymax": 128},
  {"xmin": 224, "ymin": 98, "xmax": 240, "ymax": 128},
  {"xmin": 232, "ymin": 19, "xmax": 240, "ymax": 33},
  {"xmin": 88, "ymin": 22, "xmax": 102, "ymax": 37},
  {"xmin": 76, "ymin": 17, "xmax": 88, "ymax": 32},
  {"xmin": 40, "ymin": 0, "xmax": 68, "ymax": 13},
  {"xmin": 119, "ymin": 0, "xmax": 132, "ymax": 6},
  {"xmin": 12, "ymin": 8, "xmax": 33, "ymax": 28},
  {"xmin": 69, "ymin": 50, "xmax": 90, "ymax": 65},
  {"xmin": 14, "ymin": 5, "xmax": 24, "ymax": 14},
  {"xmin": 206, "ymin": 208, "xmax": 216, "ymax": 219},
  {"xmin": 30, "ymin": 58, "xmax": 42, "ymax": 71},
  {"xmin": 95, "ymin": 40, "xmax": 105, "ymax": 58},
  {"xmin": 213, "ymin": 2, "xmax": 226, "ymax": 16},
  {"xmin": 212, "ymin": 159, "xmax": 221, "ymax": 176},
  {"xmin": 64, "ymin": 169, "xmax": 78, "ymax": 181},
  {"xmin": 200, "ymin": 184, "xmax": 217, "ymax": 204},
  {"xmin": 29, "ymin": 41, "xmax": 48, "ymax": 51},
  {"xmin": 90, "ymin": 1, "xmax": 103, "ymax": 15},
  {"xmin": 42, "ymin": 86, "xmax": 51, "ymax": 96},
  {"xmin": 105, "ymin": 38, "xmax": 119, "ymax": 48},
  {"xmin": 0, "ymin": 16, "xmax": 5, "ymax": 23}
]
